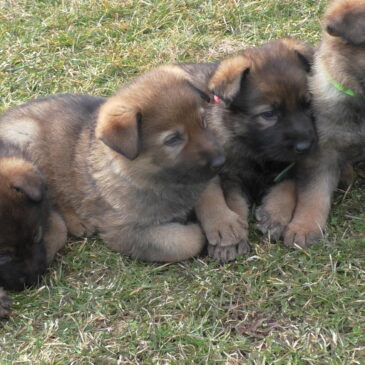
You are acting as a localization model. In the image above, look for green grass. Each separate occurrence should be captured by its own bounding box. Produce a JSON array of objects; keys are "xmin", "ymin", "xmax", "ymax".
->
[{"xmin": 1, "ymin": 0, "xmax": 365, "ymax": 363}]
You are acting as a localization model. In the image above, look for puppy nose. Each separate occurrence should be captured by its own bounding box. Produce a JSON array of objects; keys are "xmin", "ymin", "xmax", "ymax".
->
[
  {"xmin": 294, "ymin": 140, "xmax": 312, "ymax": 154},
  {"xmin": 209, "ymin": 154, "xmax": 226, "ymax": 171}
]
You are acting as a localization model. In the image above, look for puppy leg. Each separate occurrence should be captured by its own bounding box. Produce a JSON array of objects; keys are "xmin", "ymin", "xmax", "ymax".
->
[
  {"xmin": 338, "ymin": 162, "xmax": 353, "ymax": 190},
  {"xmin": 0, "ymin": 287, "xmax": 11, "ymax": 318},
  {"xmin": 102, "ymin": 223, "xmax": 206, "ymax": 262},
  {"xmin": 212, "ymin": 183, "xmax": 250, "ymax": 262},
  {"xmin": 44, "ymin": 210, "xmax": 68, "ymax": 264},
  {"xmin": 256, "ymin": 180, "xmax": 296, "ymax": 240},
  {"xmin": 284, "ymin": 152, "xmax": 341, "ymax": 248},
  {"xmin": 61, "ymin": 209, "xmax": 93, "ymax": 238},
  {"xmin": 195, "ymin": 177, "xmax": 249, "ymax": 263}
]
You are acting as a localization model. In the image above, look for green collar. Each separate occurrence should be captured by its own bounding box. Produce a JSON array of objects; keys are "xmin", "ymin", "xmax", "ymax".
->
[{"xmin": 330, "ymin": 80, "xmax": 364, "ymax": 98}]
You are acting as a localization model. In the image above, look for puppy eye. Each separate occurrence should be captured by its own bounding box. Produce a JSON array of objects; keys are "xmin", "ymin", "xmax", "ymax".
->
[
  {"xmin": 260, "ymin": 110, "xmax": 278, "ymax": 122},
  {"xmin": 164, "ymin": 132, "xmax": 184, "ymax": 147}
]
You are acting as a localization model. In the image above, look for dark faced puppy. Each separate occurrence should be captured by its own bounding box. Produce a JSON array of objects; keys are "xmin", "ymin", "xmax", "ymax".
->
[
  {"xmin": 256, "ymin": 0, "xmax": 365, "ymax": 248},
  {"xmin": 191, "ymin": 38, "xmax": 316, "ymax": 262},
  {"xmin": 0, "ymin": 143, "xmax": 49, "ymax": 291},
  {"xmin": 0, "ymin": 142, "xmax": 49, "ymax": 318}
]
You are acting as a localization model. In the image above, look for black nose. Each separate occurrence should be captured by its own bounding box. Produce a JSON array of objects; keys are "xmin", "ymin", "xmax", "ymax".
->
[
  {"xmin": 294, "ymin": 140, "xmax": 312, "ymax": 154},
  {"xmin": 209, "ymin": 154, "xmax": 226, "ymax": 171}
]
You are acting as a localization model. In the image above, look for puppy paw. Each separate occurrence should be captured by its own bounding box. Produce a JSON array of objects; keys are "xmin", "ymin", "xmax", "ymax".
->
[
  {"xmin": 256, "ymin": 205, "xmax": 288, "ymax": 240},
  {"xmin": 204, "ymin": 210, "xmax": 248, "ymax": 248},
  {"xmin": 256, "ymin": 180, "xmax": 296, "ymax": 240},
  {"xmin": 0, "ymin": 288, "xmax": 11, "ymax": 319},
  {"xmin": 62, "ymin": 211, "xmax": 93, "ymax": 237},
  {"xmin": 208, "ymin": 240, "xmax": 250, "ymax": 263},
  {"xmin": 283, "ymin": 222, "xmax": 323, "ymax": 248}
]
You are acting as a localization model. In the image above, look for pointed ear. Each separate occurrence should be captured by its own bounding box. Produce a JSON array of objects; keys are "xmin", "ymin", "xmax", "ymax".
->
[
  {"xmin": 281, "ymin": 38, "xmax": 314, "ymax": 73},
  {"xmin": 96, "ymin": 98, "xmax": 141, "ymax": 160},
  {"xmin": 295, "ymin": 49, "xmax": 313, "ymax": 73},
  {"xmin": 11, "ymin": 165, "xmax": 44, "ymax": 202},
  {"xmin": 209, "ymin": 55, "xmax": 251, "ymax": 102},
  {"xmin": 325, "ymin": 9, "xmax": 365, "ymax": 46}
]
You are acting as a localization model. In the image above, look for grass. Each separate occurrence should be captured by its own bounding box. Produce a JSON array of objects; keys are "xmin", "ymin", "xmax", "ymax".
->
[{"xmin": 1, "ymin": 0, "xmax": 365, "ymax": 363}]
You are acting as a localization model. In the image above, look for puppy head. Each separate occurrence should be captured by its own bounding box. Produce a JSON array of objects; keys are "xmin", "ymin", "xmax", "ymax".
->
[
  {"xmin": 209, "ymin": 38, "xmax": 316, "ymax": 162},
  {"xmin": 324, "ymin": 0, "xmax": 365, "ymax": 45},
  {"xmin": 96, "ymin": 65, "xmax": 225, "ymax": 184},
  {"xmin": 322, "ymin": 0, "xmax": 365, "ymax": 82},
  {"xmin": 0, "ymin": 157, "xmax": 48, "ymax": 290}
]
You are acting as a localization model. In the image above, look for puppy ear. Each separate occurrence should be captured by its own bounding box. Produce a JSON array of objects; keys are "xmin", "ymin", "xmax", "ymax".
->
[
  {"xmin": 281, "ymin": 38, "xmax": 314, "ymax": 73},
  {"xmin": 325, "ymin": 8, "xmax": 365, "ymax": 45},
  {"xmin": 96, "ymin": 98, "xmax": 141, "ymax": 160},
  {"xmin": 209, "ymin": 55, "xmax": 251, "ymax": 102},
  {"xmin": 295, "ymin": 50, "xmax": 313, "ymax": 73},
  {"xmin": 10, "ymin": 166, "xmax": 44, "ymax": 202}
]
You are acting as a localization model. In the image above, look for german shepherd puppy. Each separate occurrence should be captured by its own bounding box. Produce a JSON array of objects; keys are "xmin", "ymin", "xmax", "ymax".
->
[
  {"xmin": 0, "ymin": 141, "xmax": 67, "ymax": 317},
  {"xmin": 182, "ymin": 38, "xmax": 316, "ymax": 262},
  {"xmin": 0, "ymin": 65, "xmax": 224, "ymax": 265},
  {"xmin": 257, "ymin": 0, "xmax": 365, "ymax": 248}
]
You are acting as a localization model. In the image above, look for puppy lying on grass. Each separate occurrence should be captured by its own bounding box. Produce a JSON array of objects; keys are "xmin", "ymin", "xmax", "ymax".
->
[
  {"xmin": 0, "ymin": 140, "xmax": 66, "ymax": 318},
  {"xmin": 0, "ymin": 65, "xmax": 224, "ymax": 272}
]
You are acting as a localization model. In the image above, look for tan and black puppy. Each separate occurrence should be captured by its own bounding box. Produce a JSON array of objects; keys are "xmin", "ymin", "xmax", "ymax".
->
[
  {"xmin": 0, "ymin": 141, "xmax": 66, "ymax": 317},
  {"xmin": 182, "ymin": 38, "xmax": 316, "ymax": 262},
  {"xmin": 257, "ymin": 0, "xmax": 365, "ymax": 248},
  {"xmin": 0, "ymin": 65, "xmax": 224, "ymax": 263}
]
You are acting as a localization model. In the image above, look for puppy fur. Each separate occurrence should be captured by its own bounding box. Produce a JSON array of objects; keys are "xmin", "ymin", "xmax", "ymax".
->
[
  {"xmin": 182, "ymin": 38, "xmax": 316, "ymax": 262},
  {"xmin": 0, "ymin": 65, "xmax": 224, "ymax": 264},
  {"xmin": 258, "ymin": 0, "xmax": 365, "ymax": 248},
  {"xmin": 0, "ymin": 141, "xmax": 67, "ymax": 317}
]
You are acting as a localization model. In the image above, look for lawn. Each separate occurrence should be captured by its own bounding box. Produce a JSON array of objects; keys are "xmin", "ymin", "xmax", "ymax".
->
[{"xmin": 1, "ymin": 0, "xmax": 364, "ymax": 364}]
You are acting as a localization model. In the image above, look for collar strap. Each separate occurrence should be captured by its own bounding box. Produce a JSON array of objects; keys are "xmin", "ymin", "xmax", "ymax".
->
[{"xmin": 330, "ymin": 80, "xmax": 364, "ymax": 98}]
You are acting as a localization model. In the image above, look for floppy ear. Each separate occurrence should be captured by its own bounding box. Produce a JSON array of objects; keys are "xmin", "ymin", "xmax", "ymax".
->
[
  {"xmin": 96, "ymin": 98, "xmax": 141, "ymax": 160},
  {"xmin": 325, "ymin": 9, "xmax": 365, "ymax": 46},
  {"xmin": 209, "ymin": 55, "xmax": 251, "ymax": 102},
  {"xmin": 11, "ymin": 166, "xmax": 44, "ymax": 203}
]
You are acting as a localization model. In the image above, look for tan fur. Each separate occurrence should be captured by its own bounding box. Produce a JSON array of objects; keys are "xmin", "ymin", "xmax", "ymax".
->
[
  {"xmin": 209, "ymin": 55, "xmax": 251, "ymax": 100},
  {"xmin": 195, "ymin": 177, "xmax": 248, "ymax": 251},
  {"xmin": 0, "ymin": 146, "xmax": 65, "ymax": 302},
  {"xmin": 190, "ymin": 38, "xmax": 315, "ymax": 261},
  {"xmin": 284, "ymin": 182, "xmax": 331, "ymax": 247},
  {"xmin": 273, "ymin": 0, "xmax": 365, "ymax": 247},
  {"xmin": 43, "ymin": 211, "xmax": 68, "ymax": 264},
  {"xmin": 256, "ymin": 180, "xmax": 297, "ymax": 240},
  {"xmin": 0, "ymin": 65, "xmax": 224, "ymax": 263}
]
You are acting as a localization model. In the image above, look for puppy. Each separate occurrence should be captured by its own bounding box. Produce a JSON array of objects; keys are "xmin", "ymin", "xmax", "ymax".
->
[
  {"xmin": 182, "ymin": 38, "xmax": 316, "ymax": 262},
  {"xmin": 0, "ymin": 140, "xmax": 67, "ymax": 317},
  {"xmin": 256, "ymin": 0, "xmax": 365, "ymax": 248},
  {"xmin": 0, "ymin": 65, "xmax": 224, "ymax": 263}
]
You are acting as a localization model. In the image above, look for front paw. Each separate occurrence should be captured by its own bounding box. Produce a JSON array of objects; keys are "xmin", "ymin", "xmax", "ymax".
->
[
  {"xmin": 256, "ymin": 205, "xmax": 287, "ymax": 240},
  {"xmin": 204, "ymin": 210, "xmax": 248, "ymax": 248},
  {"xmin": 283, "ymin": 221, "xmax": 323, "ymax": 248},
  {"xmin": 208, "ymin": 240, "xmax": 250, "ymax": 263},
  {"xmin": 0, "ymin": 288, "xmax": 11, "ymax": 318}
]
